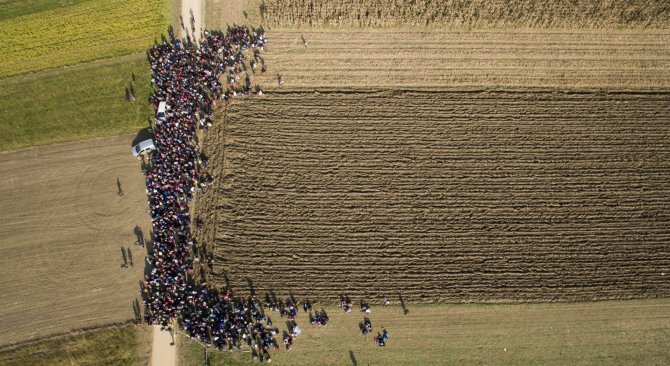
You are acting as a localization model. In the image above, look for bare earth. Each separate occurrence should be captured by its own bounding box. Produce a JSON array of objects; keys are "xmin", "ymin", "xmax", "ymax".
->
[
  {"xmin": 151, "ymin": 325, "xmax": 176, "ymax": 366},
  {"xmin": 0, "ymin": 135, "xmax": 150, "ymax": 347},
  {"xmin": 181, "ymin": 0, "xmax": 204, "ymax": 41},
  {"xmin": 197, "ymin": 90, "xmax": 670, "ymax": 302}
]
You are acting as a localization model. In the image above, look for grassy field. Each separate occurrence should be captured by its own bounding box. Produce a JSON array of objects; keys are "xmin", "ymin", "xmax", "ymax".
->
[
  {"xmin": 0, "ymin": 325, "xmax": 151, "ymax": 366},
  {"xmin": 177, "ymin": 300, "xmax": 670, "ymax": 365},
  {"xmin": 0, "ymin": 0, "xmax": 168, "ymax": 152},
  {"xmin": 179, "ymin": 339, "xmax": 255, "ymax": 366},
  {"xmin": 0, "ymin": 0, "xmax": 168, "ymax": 77},
  {"xmin": 0, "ymin": 55, "xmax": 153, "ymax": 151},
  {"xmin": 261, "ymin": 0, "xmax": 670, "ymax": 29}
]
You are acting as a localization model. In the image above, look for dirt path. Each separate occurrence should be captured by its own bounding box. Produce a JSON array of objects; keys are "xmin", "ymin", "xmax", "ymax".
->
[
  {"xmin": 150, "ymin": 326, "xmax": 176, "ymax": 366},
  {"xmin": 0, "ymin": 134, "xmax": 151, "ymax": 346},
  {"xmin": 146, "ymin": 3, "xmax": 204, "ymax": 365},
  {"xmin": 181, "ymin": 0, "xmax": 204, "ymax": 41}
]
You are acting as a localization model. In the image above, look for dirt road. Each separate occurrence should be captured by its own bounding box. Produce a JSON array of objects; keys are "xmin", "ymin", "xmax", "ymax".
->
[
  {"xmin": 151, "ymin": 326, "xmax": 176, "ymax": 366},
  {"xmin": 181, "ymin": 0, "xmax": 204, "ymax": 41},
  {"xmin": 0, "ymin": 135, "xmax": 151, "ymax": 346}
]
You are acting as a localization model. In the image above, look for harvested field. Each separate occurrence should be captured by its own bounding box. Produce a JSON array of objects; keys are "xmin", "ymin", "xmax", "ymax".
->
[
  {"xmin": 254, "ymin": 29, "xmax": 670, "ymax": 89},
  {"xmin": 198, "ymin": 90, "xmax": 670, "ymax": 302},
  {"xmin": 206, "ymin": 0, "xmax": 259, "ymax": 30},
  {"xmin": 0, "ymin": 135, "xmax": 151, "ymax": 346}
]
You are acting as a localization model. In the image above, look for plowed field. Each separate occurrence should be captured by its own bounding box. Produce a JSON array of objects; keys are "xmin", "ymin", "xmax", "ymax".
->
[{"xmin": 197, "ymin": 90, "xmax": 670, "ymax": 302}]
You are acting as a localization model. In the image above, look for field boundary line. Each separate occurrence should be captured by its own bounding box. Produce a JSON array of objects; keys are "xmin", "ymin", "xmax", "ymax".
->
[
  {"xmin": 266, "ymin": 86, "xmax": 670, "ymax": 95},
  {"xmin": 0, "ymin": 52, "xmax": 145, "ymax": 84}
]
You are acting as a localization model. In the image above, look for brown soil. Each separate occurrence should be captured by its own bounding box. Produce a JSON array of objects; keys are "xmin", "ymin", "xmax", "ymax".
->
[
  {"xmin": 197, "ymin": 90, "xmax": 670, "ymax": 303},
  {"xmin": 0, "ymin": 135, "xmax": 151, "ymax": 346}
]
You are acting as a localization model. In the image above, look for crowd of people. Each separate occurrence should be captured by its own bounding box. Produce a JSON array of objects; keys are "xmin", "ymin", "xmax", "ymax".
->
[
  {"xmin": 139, "ymin": 24, "xmax": 389, "ymax": 361},
  {"xmin": 140, "ymin": 25, "xmax": 282, "ymax": 359}
]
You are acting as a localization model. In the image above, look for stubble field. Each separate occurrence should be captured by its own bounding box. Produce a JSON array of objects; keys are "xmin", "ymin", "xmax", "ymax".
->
[
  {"xmin": 0, "ymin": 135, "xmax": 151, "ymax": 346},
  {"xmin": 195, "ymin": 90, "xmax": 670, "ymax": 302},
  {"xmin": 253, "ymin": 29, "xmax": 670, "ymax": 89}
]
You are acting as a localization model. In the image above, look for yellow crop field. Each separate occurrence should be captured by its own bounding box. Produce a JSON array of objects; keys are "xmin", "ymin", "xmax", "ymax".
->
[{"xmin": 0, "ymin": 0, "xmax": 168, "ymax": 77}]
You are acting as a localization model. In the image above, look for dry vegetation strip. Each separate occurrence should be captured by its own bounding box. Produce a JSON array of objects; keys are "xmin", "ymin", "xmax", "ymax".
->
[
  {"xmin": 180, "ymin": 300, "xmax": 670, "ymax": 366},
  {"xmin": 206, "ymin": 0, "xmax": 262, "ymax": 30},
  {"xmin": 198, "ymin": 90, "xmax": 670, "ymax": 303},
  {"xmin": 260, "ymin": 0, "xmax": 670, "ymax": 29},
  {"xmin": 0, "ymin": 325, "xmax": 151, "ymax": 366},
  {"xmin": 254, "ymin": 29, "xmax": 670, "ymax": 90},
  {"xmin": 0, "ymin": 0, "xmax": 168, "ymax": 77},
  {"xmin": 0, "ymin": 135, "xmax": 151, "ymax": 346}
]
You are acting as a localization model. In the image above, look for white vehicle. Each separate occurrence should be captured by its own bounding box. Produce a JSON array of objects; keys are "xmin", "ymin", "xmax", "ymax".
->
[
  {"xmin": 131, "ymin": 139, "xmax": 156, "ymax": 157},
  {"xmin": 156, "ymin": 101, "xmax": 167, "ymax": 119}
]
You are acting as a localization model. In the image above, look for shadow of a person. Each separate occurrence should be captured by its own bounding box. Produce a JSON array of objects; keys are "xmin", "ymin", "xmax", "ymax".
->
[
  {"xmin": 116, "ymin": 177, "xmax": 124, "ymax": 196},
  {"xmin": 349, "ymin": 350, "xmax": 358, "ymax": 366}
]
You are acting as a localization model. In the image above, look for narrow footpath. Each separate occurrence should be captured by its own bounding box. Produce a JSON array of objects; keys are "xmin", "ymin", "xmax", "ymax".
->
[
  {"xmin": 181, "ymin": 0, "xmax": 204, "ymax": 42},
  {"xmin": 150, "ymin": 326, "xmax": 176, "ymax": 366}
]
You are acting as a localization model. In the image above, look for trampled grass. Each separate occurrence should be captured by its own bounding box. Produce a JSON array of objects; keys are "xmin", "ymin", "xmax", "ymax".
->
[
  {"xmin": 179, "ymin": 338, "xmax": 256, "ymax": 366},
  {"xmin": 0, "ymin": 55, "xmax": 154, "ymax": 151},
  {"xmin": 0, "ymin": 325, "xmax": 150, "ymax": 366},
  {"xmin": 0, "ymin": 0, "xmax": 168, "ymax": 77}
]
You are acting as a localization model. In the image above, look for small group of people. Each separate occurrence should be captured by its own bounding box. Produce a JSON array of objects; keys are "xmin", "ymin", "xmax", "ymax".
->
[
  {"xmin": 338, "ymin": 296, "xmax": 392, "ymax": 347},
  {"xmin": 308, "ymin": 309, "xmax": 330, "ymax": 326},
  {"xmin": 339, "ymin": 295, "xmax": 354, "ymax": 313},
  {"xmin": 375, "ymin": 328, "xmax": 390, "ymax": 347}
]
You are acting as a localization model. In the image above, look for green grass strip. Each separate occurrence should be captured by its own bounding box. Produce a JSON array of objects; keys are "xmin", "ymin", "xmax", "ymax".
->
[{"xmin": 0, "ymin": 55, "xmax": 153, "ymax": 152}]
